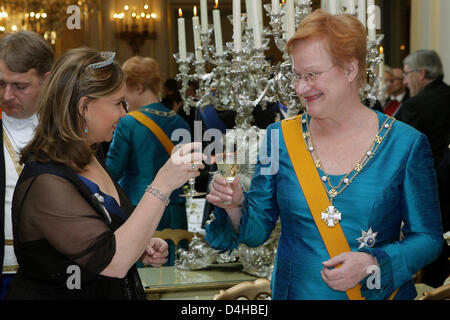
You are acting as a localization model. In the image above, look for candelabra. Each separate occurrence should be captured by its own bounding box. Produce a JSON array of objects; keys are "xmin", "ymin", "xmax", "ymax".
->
[{"xmin": 173, "ymin": 1, "xmax": 384, "ymax": 277}]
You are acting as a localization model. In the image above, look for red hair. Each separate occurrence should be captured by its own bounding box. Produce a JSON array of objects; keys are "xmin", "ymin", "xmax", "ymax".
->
[
  {"xmin": 287, "ymin": 9, "xmax": 367, "ymax": 86},
  {"xmin": 122, "ymin": 56, "xmax": 161, "ymax": 96}
]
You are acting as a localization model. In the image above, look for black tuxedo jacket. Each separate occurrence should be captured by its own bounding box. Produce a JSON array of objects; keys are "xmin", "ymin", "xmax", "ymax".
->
[
  {"xmin": 396, "ymin": 79, "xmax": 450, "ymax": 166},
  {"xmin": 385, "ymin": 90, "xmax": 410, "ymax": 105}
]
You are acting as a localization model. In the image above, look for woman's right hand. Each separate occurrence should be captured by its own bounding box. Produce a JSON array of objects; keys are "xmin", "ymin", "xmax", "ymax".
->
[
  {"xmin": 206, "ymin": 173, "xmax": 244, "ymax": 209},
  {"xmin": 152, "ymin": 142, "xmax": 206, "ymax": 194}
]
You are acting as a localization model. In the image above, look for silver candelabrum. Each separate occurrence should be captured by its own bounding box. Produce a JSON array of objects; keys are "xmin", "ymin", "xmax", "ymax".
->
[{"xmin": 173, "ymin": 1, "xmax": 317, "ymax": 129}]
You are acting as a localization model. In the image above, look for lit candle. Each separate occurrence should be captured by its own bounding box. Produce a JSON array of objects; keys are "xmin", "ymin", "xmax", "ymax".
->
[
  {"xmin": 328, "ymin": 0, "xmax": 337, "ymax": 14},
  {"xmin": 367, "ymin": 0, "xmax": 376, "ymax": 41},
  {"xmin": 213, "ymin": 0, "xmax": 223, "ymax": 55},
  {"xmin": 286, "ymin": 0, "xmax": 295, "ymax": 39},
  {"xmin": 272, "ymin": 0, "xmax": 280, "ymax": 15},
  {"xmin": 233, "ymin": 0, "xmax": 242, "ymax": 52},
  {"xmin": 192, "ymin": 6, "xmax": 203, "ymax": 62},
  {"xmin": 200, "ymin": 0, "xmax": 208, "ymax": 33},
  {"xmin": 177, "ymin": 9, "xmax": 187, "ymax": 60},
  {"xmin": 357, "ymin": 0, "xmax": 366, "ymax": 27},
  {"xmin": 379, "ymin": 46, "xmax": 385, "ymax": 77}
]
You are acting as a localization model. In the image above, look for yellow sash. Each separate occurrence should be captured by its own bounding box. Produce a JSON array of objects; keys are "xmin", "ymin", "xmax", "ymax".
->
[
  {"xmin": 281, "ymin": 115, "xmax": 399, "ymax": 300},
  {"xmin": 281, "ymin": 116, "xmax": 364, "ymax": 300},
  {"xmin": 128, "ymin": 111, "xmax": 174, "ymax": 155}
]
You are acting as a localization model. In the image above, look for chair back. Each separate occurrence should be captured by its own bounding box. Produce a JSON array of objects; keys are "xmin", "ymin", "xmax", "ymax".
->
[
  {"xmin": 416, "ymin": 284, "xmax": 450, "ymax": 300},
  {"xmin": 153, "ymin": 228, "xmax": 204, "ymax": 261},
  {"xmin": 212, "ymin": 278, "xmax": 271, "ymax": 300}
]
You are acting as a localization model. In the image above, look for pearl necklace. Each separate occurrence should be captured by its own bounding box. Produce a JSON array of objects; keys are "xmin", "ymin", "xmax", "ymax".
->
[{"xmin": 301, "ymin": 112, "xmax": 396, "ymax": 227}]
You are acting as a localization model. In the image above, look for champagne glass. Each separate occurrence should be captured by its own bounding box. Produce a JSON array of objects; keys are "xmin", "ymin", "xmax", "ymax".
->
[
  {"xmin": 175, "ymin": 143, "xmax": 206, "ymax": 198},
  {"xmin": 216, "ymin": 152, "xmax": 241, "ymax": 185}
]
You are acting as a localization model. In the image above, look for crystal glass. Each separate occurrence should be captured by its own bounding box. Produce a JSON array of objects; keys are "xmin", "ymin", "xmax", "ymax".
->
[
  {"xmin": 175, "ymin": 143, "xmax": 206, "ymax": 198},
  {"xmin": 216, "ymin": 152, "xmax": 241, "ymax": 185}
]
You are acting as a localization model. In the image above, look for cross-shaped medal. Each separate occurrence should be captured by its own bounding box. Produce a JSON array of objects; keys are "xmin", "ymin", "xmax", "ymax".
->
[{"xmin": 321, "ymin": 205, "xmax": 342, "ymax": 227}]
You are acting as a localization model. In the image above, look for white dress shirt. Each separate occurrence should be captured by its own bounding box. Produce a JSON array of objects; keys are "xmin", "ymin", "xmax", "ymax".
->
[{"xmin": 2, "ymin": 112, "xmax": 38, "ymax": 273}]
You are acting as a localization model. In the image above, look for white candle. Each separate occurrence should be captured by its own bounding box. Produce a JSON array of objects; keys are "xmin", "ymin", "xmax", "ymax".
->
[
  {"xmin": 282, "ymin": 1, "xmax": 288, "ymax": 40},
  {"xmin": 213, "ymin": 5, "xmax": 223, "ymax": 55},
  {"xmin": 177, "ymin": 9, "xmax": 187, "ymax": 60},
  {"xmin": 328, "ymin": 0, "xmax": 337, "ymax": 14},
  {"xmin": 379, "ymin": 46, "xmax": 385, "ymax": 77},
  {"xmin": 192, "ymin": 7, "xmax": 203, "ymax": 62},
  {"xmin": 367, "ymin": 0, "xmax": 376, "ymax": 41},
  {"xmin": 286, "ymin": 0, "xmax": 295, "ymax": 39},
  {"xmin": 357, "ymin": 0, "xmax": 366, "ymax": 27},
  {"xmin": 245, "ymin": 0, "xmax": 253, "ymax": 32},
  {"xmin": 257, "ymin": 0, "xmax": 264, "ymax": 33},
  {"xmin": 249, "ymin": 0, "xmax": 262, "ymax": 48},
  {"xmin": 347, "ymin": 0, "xmax": 356, "ymax": 14},
  {"xmin": 200, "ymin": 0, "xmax": 209, "ymax": 33},
  {"xmin": 233, "ymin": 0, "xmax": 242, "ymax": 52},
  {"xmin": 272, "ymin": 0, "xmax": 280, "ymax": 15}
]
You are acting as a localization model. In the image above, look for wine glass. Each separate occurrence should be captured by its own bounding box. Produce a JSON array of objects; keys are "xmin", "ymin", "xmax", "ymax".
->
[
  {"xmin": 174, "ymin": 143, "xmax": 206, "ymax": 198},
  {"xmin": 216, "ymin": 152, "xmax": 241, "ymax": 185}
]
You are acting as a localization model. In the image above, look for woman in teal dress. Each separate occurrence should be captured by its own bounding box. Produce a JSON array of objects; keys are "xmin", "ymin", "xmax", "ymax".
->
[
  {"xmin": 106, "ymin": 56, "xmax": 191, "ymax": 265},
  {"xmin": 205, "ymin": 10, "xmax": 443, "ymax": 300}
]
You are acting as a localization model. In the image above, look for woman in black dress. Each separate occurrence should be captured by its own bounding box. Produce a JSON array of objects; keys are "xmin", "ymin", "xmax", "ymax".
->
[{"xmin": 6, "ymin": 48, "xmax": 204, "ymax": 299}]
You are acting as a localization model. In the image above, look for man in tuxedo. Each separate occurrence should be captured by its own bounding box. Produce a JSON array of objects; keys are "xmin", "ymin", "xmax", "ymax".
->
[
  {"xmin": 398, "ymin": 50, "xmax": 450, "ymax": 167},
  {"xmin": 383, "ymin": 67, "xmax": 409, "ymax": 117},
  {"xmin": 0, "ymin": 31, "xmax": 53, "ymax": 299},
  {"xmin": 398, "ymin": 49, "xmax": 450, "ymax": 288}
]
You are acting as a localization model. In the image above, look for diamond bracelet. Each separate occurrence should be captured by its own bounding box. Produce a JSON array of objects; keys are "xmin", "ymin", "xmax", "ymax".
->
[{"xmin": 145, "ymin": 185, "xmax": 170, "ymax": 206}]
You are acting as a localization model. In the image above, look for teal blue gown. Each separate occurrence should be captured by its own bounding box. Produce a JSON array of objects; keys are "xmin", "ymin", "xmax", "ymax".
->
[
  {"xmin": 205, "ymin": 111, "xmax": 443, "ymax": 300},
  {"xmin": 106, "ymin": 102, "xmax": 190, "ymax": 265}
]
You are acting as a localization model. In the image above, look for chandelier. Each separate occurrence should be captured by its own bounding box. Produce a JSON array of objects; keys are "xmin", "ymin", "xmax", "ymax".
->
[
  {"xmin": 0, "ymin": 0, "xmax": 98, "ymax": 45},
  {"xmin": 112, "ymin": 2, "xmax": 158, "ymax": 55}
]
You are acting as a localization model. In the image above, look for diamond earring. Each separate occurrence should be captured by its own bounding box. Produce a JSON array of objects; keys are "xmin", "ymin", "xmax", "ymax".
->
[{"xmin": 84, "ymin": 117, "xmax": 88, "ymax": 134}]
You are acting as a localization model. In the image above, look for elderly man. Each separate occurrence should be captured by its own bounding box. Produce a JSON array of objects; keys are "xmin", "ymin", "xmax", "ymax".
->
[
  {"xmin": 398, "ymin": 49, "xmax": 450, "ymax": 288},
  {"xmin": 383, "ymin": 67, "xmax": 409, "ymax": 117},
  {"xmin": 398, "ymin": 50, "xmax": 450, "ymax": 166},
  {"xmin": 0, "ymin": 31, "xmax": 53, "ymax": 299}
]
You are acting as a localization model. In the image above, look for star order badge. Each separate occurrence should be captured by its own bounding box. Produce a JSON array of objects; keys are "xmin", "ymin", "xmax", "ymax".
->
[{"xmin": 357, "ymin": 228, "xmax": 378, "ymax": 249}]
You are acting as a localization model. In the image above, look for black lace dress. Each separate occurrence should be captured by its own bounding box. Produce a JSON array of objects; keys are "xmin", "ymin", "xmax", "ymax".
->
[{"xmin": 5, "ymin": 161, "xmax": 145, "ymax": 300}]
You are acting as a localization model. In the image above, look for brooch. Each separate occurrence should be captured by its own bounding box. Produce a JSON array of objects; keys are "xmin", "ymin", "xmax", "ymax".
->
[
  {"xmin": 357, "ymin": 228, "xmax": 378, "ymax": 249},
  {"xmin": 93, "ymin": 192, "xmax": 112, "ymax": 224}
]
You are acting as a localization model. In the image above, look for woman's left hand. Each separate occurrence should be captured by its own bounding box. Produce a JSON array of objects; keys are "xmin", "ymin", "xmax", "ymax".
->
[
  {"xmin": 321, "ymin": 252, "xmax": 378, "ymax": 292},
  {"xmin": 141, "ymin": 238, "xmax": 169, "ymax": 268}
]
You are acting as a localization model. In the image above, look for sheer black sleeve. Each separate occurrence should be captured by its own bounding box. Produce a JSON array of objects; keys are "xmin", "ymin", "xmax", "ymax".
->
[{"xmin": 14, "ymin": 174, "xmax": 116, "ymax": 274}]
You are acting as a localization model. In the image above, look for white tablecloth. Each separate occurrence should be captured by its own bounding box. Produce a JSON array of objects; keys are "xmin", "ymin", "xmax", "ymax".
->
[{"xmin": 186, "ymin": 198, "xmax": 206, "ymax": 235}]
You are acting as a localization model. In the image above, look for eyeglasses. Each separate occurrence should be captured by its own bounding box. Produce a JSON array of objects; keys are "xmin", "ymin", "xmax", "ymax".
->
[
  {"xmin": 291, "ymin": 64, "xmax": 337, "ymax": 84},
  {"xmin": 386, "ymin": 77, "xmax": 404, "ymax": 83},
  {"xmin": 403, "ymin": 70, "xmax": 417, "ymax": 77}
]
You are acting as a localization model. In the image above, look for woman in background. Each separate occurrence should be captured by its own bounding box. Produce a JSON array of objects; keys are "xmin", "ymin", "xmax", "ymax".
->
[{"xmin": 106, "ymin": 56, "xmax": 191, "ymax": 265}]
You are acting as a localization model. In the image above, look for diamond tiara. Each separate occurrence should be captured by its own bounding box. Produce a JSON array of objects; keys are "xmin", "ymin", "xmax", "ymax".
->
[{"xmin": 87, "ymin": 51, "xmax": 116, "ymax": 70}]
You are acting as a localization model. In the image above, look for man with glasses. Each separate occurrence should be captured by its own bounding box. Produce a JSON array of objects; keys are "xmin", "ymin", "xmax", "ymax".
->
[
  {"xmin": 398, "ymin": 49, "xmax": 450, "ymax": 288},
  {"xmin": 0, "ymin": 31, "xmax": 53, "ymax": 299},
  {"xmin": 383, "ymin": 67, "xmax": 409, "ymax": 117}
]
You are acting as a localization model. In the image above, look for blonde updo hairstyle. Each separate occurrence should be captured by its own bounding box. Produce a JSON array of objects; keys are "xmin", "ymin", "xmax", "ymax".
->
[
  {"xmin": 122, "ymin": 56, "xmax": 161, "ymax": 98},
  {"xmin": 21, "ymin": 47, "xmax": 125, "ymax": 170},
  {"xmin": 287, "ymin": 9, "xmax": 367, "ymax": 87}
]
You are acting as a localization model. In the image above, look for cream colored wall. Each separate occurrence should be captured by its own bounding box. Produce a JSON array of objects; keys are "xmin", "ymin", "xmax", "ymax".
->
[{"xmin": 410, "ymin": 0, "xmax": 450, "ymax": 83}]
